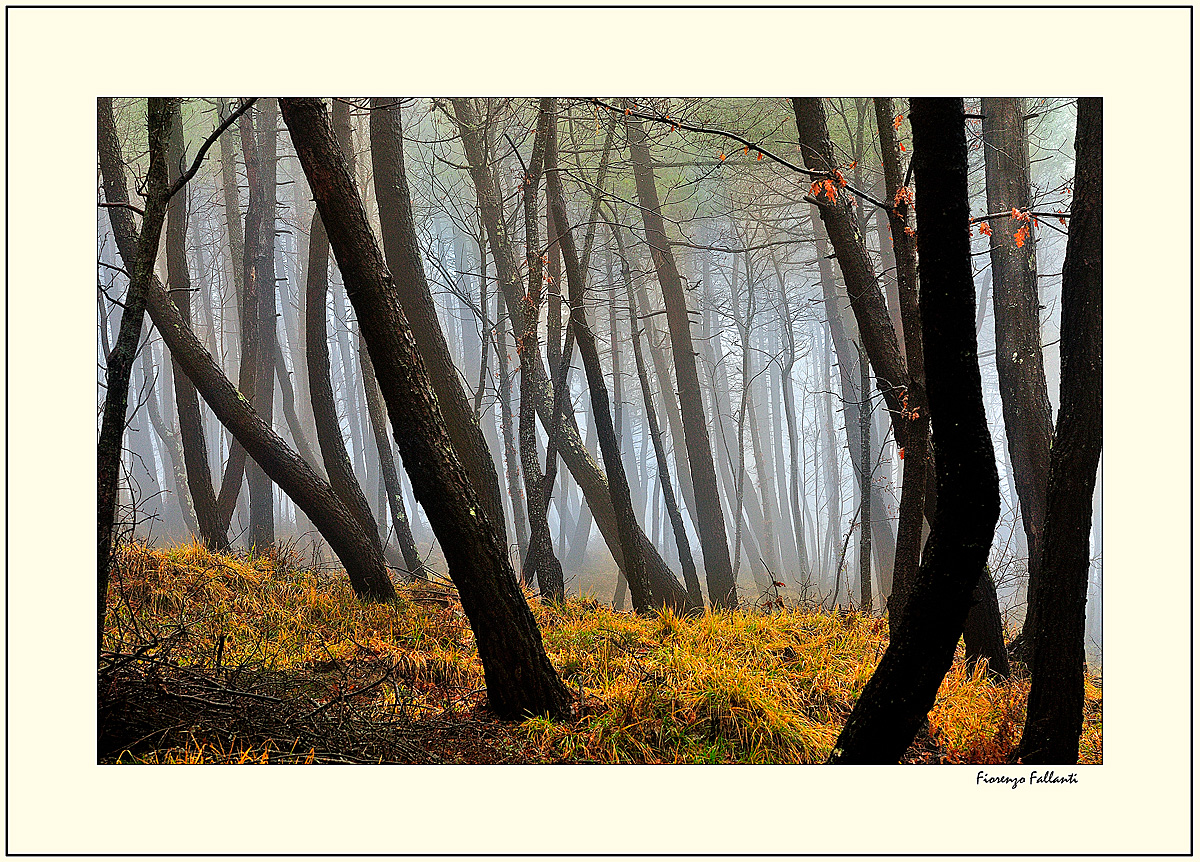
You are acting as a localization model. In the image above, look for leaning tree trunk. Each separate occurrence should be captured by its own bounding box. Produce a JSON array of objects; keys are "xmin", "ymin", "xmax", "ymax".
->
[
  {"xmin": 546, "ymin": 113, "xmax": 672, "ymax": 612},
  {"xmin": 515, "ymin": 100, "xmax": 566, "ymax": 599},
  {"xmin": 165, "ymin": 100, "xmax": 228, "ymax": 550},
  {"xmin": 873, "ymin": 97, "xmax": 928, "ymax": 638},
  {"xmin": 829, "ymin": 98, "xmax": 1001, "ymax": 763},
  {"xmin": 615, "ymin": 222, "xmax": 703, "ymax": 608},
  {"xmin": 450, "ymin": 97, "xmax": 692, "ymax": 611},
  {"xmin": 625, "ymin": 110, "xmax": 737, "ymax": 609},
  {"xmin": 369, "ymin": 97, "xmax": 508, "ymax": 534},
  {"xmin": 281, "ymin": 97, "xmax": 572, "ymax": 720},
  {"xmin": 1019, "ymin": 97, "xmax": 1102, "ymax": 764},
  {"xmin": 99, "ymin": 97, "xmax": 394, "ymax": 604},
  {"xmin": 97, "ymin": 97, "xmax": 171, "ymax": 650},
  {"xmin": 981, "ymin": 97, "xmax": 1055, "ymax": 654}
]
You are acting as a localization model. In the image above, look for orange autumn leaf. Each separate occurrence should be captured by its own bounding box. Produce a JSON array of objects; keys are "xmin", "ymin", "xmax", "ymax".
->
[
  {"xmin": 904, "ymin": 226, "xmax": 916, "ymax": 237},
  {"xmin": 718, "ymin": 152, "xmax": 726, "ymax": 161},
  {"xmin": 1014, "ymin": 224, "xmax": 1030, "ymax": 248},
  {"xmin": 757, "ymin": 151, "xmax": 764, "ymax": 161},
  {"xmin": 744, "ymin": 145, "xmax": 750, "ymax": 155},
  {"xmin": 898, "ymin": 447, "xmax": 905, "ymax": 460},
  {"xmin": 899, "ymin": 142, "xmax": 906, "ymax": 152},
  {"xmin": 893, "ymin": 113, "xmax": 903, "ymax": 130},
  {"xmin": 979, "ymin": 221, "xmax": 992, "ymax": 237}
]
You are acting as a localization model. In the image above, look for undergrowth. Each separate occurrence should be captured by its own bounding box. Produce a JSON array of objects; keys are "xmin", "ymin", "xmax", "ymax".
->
[{"xmin": 101, "ymin": 542, "xmax": 1102, "ymax": 765}]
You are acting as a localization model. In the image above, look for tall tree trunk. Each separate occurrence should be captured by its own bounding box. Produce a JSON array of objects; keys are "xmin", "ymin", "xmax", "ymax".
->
[
  {"xmin": 625, "ymin": 111, "xmax": 737, "ymax": 609},
  {"xmin": 496, "ymin": 290, "xmax": 529, "ymax": 564},
  {"xmin": 369, "ymin": 97, "xmax": 508, "ymax": 533},
  {"xmin": 214, "ymin": 109, "xmax": 251, "ymax": 531},
  {"xmin": 829, "ymin": 98, "xmax": 1001, "ymax": 763},
  {"xmin": 450, "ymin": 98, "xmax": 690, "ymax": 611},
  {"xmin": 858, "ymin": 344, "xmax": 873, "ymax": 613},
  {"xmin": 360, "ymin": 340, "xmax": 432, "ymax": 581},
  {"xmin": 142, "ymin": 345, "xmax": 199, "ymax": 538},
  {"xmin": 515, "ymin": 100, "xmax": 565, "ymax": 599},
  {"xmin": 239, "ymin": 100, "xmax": 278, "ymax": 550},
  {"xmin": 874, "ymin": 97, "xmax": 928, "ymax": 635},
  {"xmin": 281, "ymin": 97, "xmax": 572, "ymax": 720},
  {"xmin": 165, "ymin": 100, "xmax": 228, "ymax": 549},
  {"xmin": 97, "ymin": 97, "xmax": 173, "ymax": 650},
  {"xmin": 1019, "ymin": 98, "xmax": 1102, "ymax": 764},
  {"xmin": 615, "ymin": 223, "xmax": 703, "ymax": 608},
  {"xmin": 981, "ymin": 97, "xmax": 1055, "ymax": 652},
  {"xmin": 546, "ymin": 114, "xmax": 673, "ymax": 613}
]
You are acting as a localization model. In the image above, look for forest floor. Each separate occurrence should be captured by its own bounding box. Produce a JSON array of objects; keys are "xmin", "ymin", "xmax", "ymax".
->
[{"xmin": 99, "ymin": 542, "xmax": 1102, "ymax": 765}]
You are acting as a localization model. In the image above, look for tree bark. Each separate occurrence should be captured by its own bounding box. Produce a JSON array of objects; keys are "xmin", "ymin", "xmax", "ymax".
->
[
  {"xmin": 97, "ymin": 97, "xmax": 173, "ymax": 650},
  {"xmin": 369, "ymin": 97, "xmax": 508, "ymax": 533},
  {"xmin": 1019, "ymin": 98, "xmax": 1102, "ymax": 764},
  {"xmin": 546, "ymin": 114, "xmax": 672, "ymax": 613},
  {"xmin": 981, "ymin": 97, "xmax": 1055, "ymax": 650},
  {"xmin": 239, "ymin": 100, "xmax": 279, "ymax": 550},
  {"xmin": 450, "ymin": 98, "xmax": 690, "ymax": 610},
  {"xmin": 625, "ymin": 110, "xmax": 737, "ymax": 609},
  {"xmin": 829, "ymin": 98, "xmax": 1000, "ymax": 763},
  {"xmin": 515, "ymin": 100, "xmax": 566, "ymax": 599},
  {"xmin": 281, "ymin": 97, "xmax": 572, "ymax": 720},
  {"xmin": 165, "ymin": 100, "xmax": 228, "ymax": 549},
  {"xmin": 874, "ymin": 97, "xmax": 928, "ymax": 636}
]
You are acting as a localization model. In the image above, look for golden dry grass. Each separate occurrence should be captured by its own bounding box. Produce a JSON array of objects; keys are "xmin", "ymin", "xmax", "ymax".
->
[{"xmin": 102, "ymin": 542, "xmax": 1101, "ymax": 765}]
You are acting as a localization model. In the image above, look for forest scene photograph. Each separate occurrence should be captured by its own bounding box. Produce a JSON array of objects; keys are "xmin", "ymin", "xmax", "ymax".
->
[{"xmin": 95, "ymin": 93, "xmax": 1103, "ymax": 769}]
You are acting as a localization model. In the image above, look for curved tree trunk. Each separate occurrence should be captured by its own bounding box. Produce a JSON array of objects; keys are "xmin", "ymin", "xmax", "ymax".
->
[
  {"xmin": 1019, "ymin": 98, "xmax": 1102, "ymax": 764},
  {"xmin": 369, "ymin": 97, "xmax": 508, "ymax": 534},
  {"xmin": 450, "ymin": 98, "xmax": 692, "ymax": 612},
  {"xmin": 981, "ymin": 97, "xmax": 1054, "ymax": 653},
  {"xmin": 625, "ymin": 110, "xmax": 737, "ymax": 609},
  {"xmin": 99, "ymin": 98, "xmax": 394, "ymax": 604},
  {"xmin": 281, "ymin": 97, "xmax": 572, "ymax": 720},
  {"xmin": 166, "ymin": 100, "xmax": 228, "ymax": 550},
  {"xmin": 829, "ymin": 98, "xmax": 1000, "ymax": 762},
  {"xmin": 97, "ymin": 97, "xmax": 172, "ymax": 649},
  {"xmin": 546, "ymin": 114, "xmax": 671, "ymax": 612}
]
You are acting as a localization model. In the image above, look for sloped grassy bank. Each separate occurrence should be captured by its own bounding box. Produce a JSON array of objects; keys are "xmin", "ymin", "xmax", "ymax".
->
[{"xmin": 100, "ymin": 543, "xmax": 1101, "ymax": 764}]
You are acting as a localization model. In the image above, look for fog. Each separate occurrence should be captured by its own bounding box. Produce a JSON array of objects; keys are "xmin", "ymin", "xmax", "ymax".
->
[{"xmin": 98, "ymin": 97, "xmax": 1100, "ymax": 665}]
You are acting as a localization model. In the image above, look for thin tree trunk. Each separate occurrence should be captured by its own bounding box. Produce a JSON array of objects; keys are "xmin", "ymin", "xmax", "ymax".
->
[
  {"xmin": 625, "ymin": 110, "xmax": 737, "ymax": 609},
  {"xmin": 981, "ymin": 97, "xmax": 1055, "ymax": 653},
  {"xmin": 165, "ymin": 100, "xmax": 228, "ymax": 549},
  {"xmin": 615, "ymin": 222, "xmax": 702, "ymax": 607},
  {"xmin": 97, "ymin": 97, "xmax": 174, "ymax": 650},
  {"xmin": 1019, "ymin": 98, "xmax": 1102, "ymax": 764},
  {"xmin": 281, "ymin": 97, "xmax": 572, "ymax": 720},
  {"xmin": 858, "ymin": 343, "xmax": 873, "ymax": 613}
]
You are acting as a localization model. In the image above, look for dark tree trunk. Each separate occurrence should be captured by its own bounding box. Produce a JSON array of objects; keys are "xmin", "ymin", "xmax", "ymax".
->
[
  {"xmin": 625, "ymin": 110, "xmax": 737, "ymax": 609},
  {"xmin": 165, "ymin": 100, "xmax": 228, "ymax": 550},
  {"xmin": 369, "ymin": 97, "xmax": 508, "ymax": 534},
  {"xmin": 546, "ymin": 116, "xmax": 673, "ymax": 613},
  {"xmin": 360, "ymin": 342, "xmax": 431, "ymax": 581},
  {"xmin": 615, "ymin": 223, "xmax": 703, "ymax": 608},
  {"xmin": 1019, "ymin": 98, "xmax": 1102, "ymax": 764},
  {"xmin": 450, "ymin": 98, "xmax": 691, "ymax": 611},
  {"xmin": 281, "ymin": 97, "xmax": 572, "ymax": 720},
  {"xmin": 858, "ymin": 344, "xmax": 873, "ymax": 613},
  {"xmin": 981, "ymin": 97, "xmax": 1055, "ymax": 650},
  {"xmin": 829, "ymin": 98, "xmax": 1000, "ymax": 763},
  {"xmin": 100, "ymin": 98, "xmax": 393, "ymax": 604},
  {"xmin": 97, "ymin": 97, "xmax": 173, "ymax": 650},
  {"xmin": 214, "ymin": 110, "xmax": 251, "ymax": 531},
  {"xmin": 307, "ymin": 199, "xmax": 382, "ymax": 549},
  {"xmin": 874, "ymin": 97, "xmax": 929, "ymax": 637},
  {"xmin": 516, "ymin": 101, "xmax": 566, "ymax": 599},
  {"xmin": 239, "ymin": 100, "xmax": 278, "ymax": 550},
  {"xmin": 142, "ymin": 346, "xmax": 199, "ymax": 538}
]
